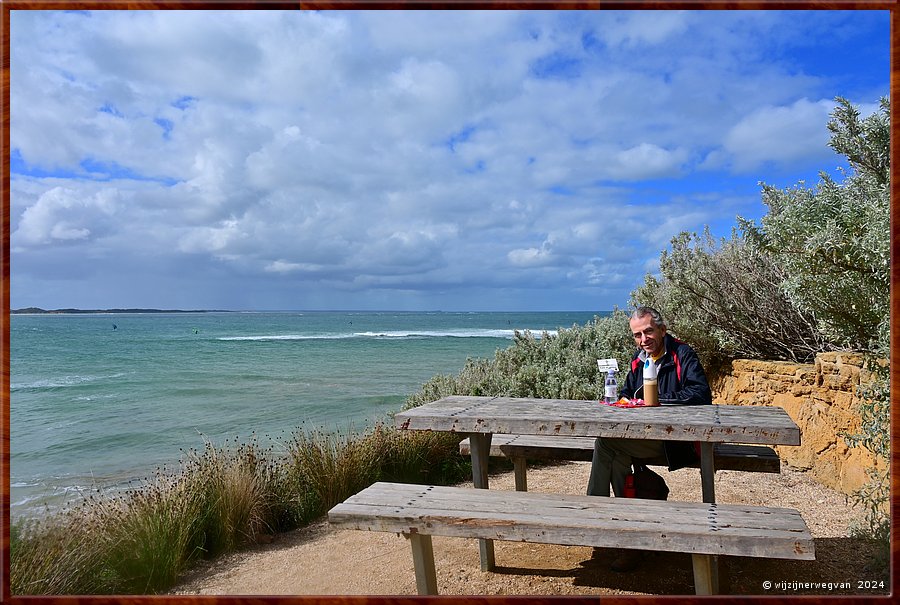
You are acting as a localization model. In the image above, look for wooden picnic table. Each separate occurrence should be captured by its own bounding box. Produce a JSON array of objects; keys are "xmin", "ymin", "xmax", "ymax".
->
[
  {"xmin": 396, "ymin": 395, "xmax": 799, "ymax": 502},
  {"xmin": 394, "ymin": 394, "xmax": 802, "ymax": 583}
]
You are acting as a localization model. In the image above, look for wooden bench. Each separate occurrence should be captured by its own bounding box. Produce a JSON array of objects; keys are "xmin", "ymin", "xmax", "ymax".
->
[
  {"xmin": 459, "ymin": 434, "xmax": 780, "ymax": 491},
  {"xmin": 328, "ymin": 481, "xmax": 814, "ymax": 595}
]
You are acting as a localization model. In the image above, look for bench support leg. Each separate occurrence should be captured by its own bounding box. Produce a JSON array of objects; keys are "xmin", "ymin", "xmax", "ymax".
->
[
  {"xmin": 512, "ymin": 457, "xmax": 528, "ymax": 491},
  {"xmin": 691, "ymin": 554, "xmax": 720, "ymax": 595},
  {"xmin": 409, "ymin": 533, "xmax": 438, "ymax": 595},
  {"xmin": 468, "ymin": 433, "xmax": 496, "ymax": 571},
  {"xmin": 697, "ymin": 442, "xmax": 721, "ymax": 593}
]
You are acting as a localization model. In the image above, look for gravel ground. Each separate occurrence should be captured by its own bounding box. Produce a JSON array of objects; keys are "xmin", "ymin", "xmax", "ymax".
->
[{"xmin": 170, "ymin": 461, "xmax": 889, "ymax": 596}]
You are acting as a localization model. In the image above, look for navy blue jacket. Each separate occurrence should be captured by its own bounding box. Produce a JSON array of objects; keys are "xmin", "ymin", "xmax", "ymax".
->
[{"xmin": 620, "ymin": 333, "xmax": 712, "ymax": 470}]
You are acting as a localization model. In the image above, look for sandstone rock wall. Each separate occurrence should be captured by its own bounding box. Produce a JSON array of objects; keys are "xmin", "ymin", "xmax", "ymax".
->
[{"xmin": 709, "ymin": 352, "xmax": 883, "ymax": 496}]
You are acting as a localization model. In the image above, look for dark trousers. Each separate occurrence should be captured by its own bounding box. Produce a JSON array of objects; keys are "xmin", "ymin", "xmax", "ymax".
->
[{"xmin": 587, "ymin": 437, "xmax": 665, "ymax": 497}]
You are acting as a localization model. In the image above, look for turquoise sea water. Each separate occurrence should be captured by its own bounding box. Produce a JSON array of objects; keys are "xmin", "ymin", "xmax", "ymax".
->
[{"xmin": 10, "ymin": 310, "xmax": 598, "ymax": 517}]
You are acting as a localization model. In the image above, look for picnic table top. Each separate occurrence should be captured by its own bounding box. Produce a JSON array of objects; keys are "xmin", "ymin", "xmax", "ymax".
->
[{"xmin": 395, "ymin": 395, "xmax": 800, "ymax": 446}]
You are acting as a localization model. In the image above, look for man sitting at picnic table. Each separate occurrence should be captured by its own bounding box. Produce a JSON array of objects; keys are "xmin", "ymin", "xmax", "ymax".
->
[{"xmin": 587, "ymin": 306, "xmax": 712, "ymax": 572}]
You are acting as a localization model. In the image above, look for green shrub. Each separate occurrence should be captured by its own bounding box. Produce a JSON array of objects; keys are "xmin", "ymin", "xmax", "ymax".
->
[
  {"xmin": 179, "ymin": 437, "xmax": 275, "ymax": 557},
  {"xmin": 405, "ymin": 311, "xmax": 634, "ymax": 406},
  {"xmin": 741, "ymin": 97, "xmax": 889, "ymax": 354},
  {"xmin": 366, "ymin": 423, "xmax": 469, "ymax": 485},
  {"xmin": 11, "ymin": 511, "xmax": 113, "ymax": 594},
  {"xmin": 841, "ymin": 358, "xmax": 890, "ymax": 575},
  {"xmin": 283, "ymin": 427, "xmax": 380, "ymax": 519},
  {"xmin": 95, "ymin": 475, "xmax": 206, "ymax": 592},
  {"xmin": 630, "ymin": 228, "xmax": 831, "ymax": 366}
]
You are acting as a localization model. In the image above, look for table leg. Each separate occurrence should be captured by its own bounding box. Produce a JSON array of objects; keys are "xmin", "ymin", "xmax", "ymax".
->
[
  {"xmin": 468, "ymin": 433, "xmax": 495, "ymax": 571},
  {"xmin": 512, "ymin": 457, "xmax": 527, "ymax": 492},
  {"xmin": 699, "ymin": 442, "xmax": 716, "ymax": 503}
]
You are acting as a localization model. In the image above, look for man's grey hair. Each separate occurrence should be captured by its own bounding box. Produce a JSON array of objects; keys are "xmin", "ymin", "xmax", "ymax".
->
[{"xmin": 630, "ymin": 306, "xmax": 666, "ymax": 330}]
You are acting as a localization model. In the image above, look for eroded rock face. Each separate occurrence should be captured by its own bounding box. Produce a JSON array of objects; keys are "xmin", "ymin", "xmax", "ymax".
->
[{"xmin": 710, "ymin": 352, "xmax": 883, "ymax": 496}]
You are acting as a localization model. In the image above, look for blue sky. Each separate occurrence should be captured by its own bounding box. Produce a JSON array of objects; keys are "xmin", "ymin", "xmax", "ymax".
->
[{"xmin": 8, "ymin": 10, "xmax": 890, "ymax": 312}]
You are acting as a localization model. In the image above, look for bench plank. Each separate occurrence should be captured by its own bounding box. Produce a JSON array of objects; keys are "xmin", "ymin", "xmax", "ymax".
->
[
  {"xmin": 336, "ymin": 482, "xmax": 811, "ymax": 535},
  {"xmin": 459, "ymin": 434, "xmax": 780, "ymax": 473},
  {"xmin": 328, "ymin": 482, "xmax": 814, "ymax": 595},
  {"xmin": 329, "ymin": 482, "xmax": 814, "ymax": 560}
]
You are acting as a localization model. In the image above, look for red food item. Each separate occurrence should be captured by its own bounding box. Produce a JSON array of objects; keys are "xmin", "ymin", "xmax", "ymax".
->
[{"xmin": 600, "ymin": 398, "xmax": 645, "ymax": 408}]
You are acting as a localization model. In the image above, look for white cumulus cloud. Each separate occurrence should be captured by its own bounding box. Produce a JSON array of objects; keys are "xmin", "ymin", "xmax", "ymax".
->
[
  {"xmin": 14, "ymin": 187, "xmax": 119, "ymax": 246},
  {"xmin": 724, "ymin": 98, "xmax": 835, "ymax": 172}
]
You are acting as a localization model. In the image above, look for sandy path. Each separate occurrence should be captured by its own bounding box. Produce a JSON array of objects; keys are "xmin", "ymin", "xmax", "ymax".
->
[{"xmin": 170, "ymin": 461, "xmax": 887, "ymax": 596}]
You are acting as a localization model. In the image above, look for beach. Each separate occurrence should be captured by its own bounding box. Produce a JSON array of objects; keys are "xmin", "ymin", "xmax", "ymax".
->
[{"xmin": 170, "ymin": 460, "xmax": 886, "ymax": 596}]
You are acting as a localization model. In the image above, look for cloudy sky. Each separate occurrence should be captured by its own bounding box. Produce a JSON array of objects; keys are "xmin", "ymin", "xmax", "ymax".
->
[{"xmin": 9, "ymin": 9, "xmax": 889, "ymax": 312}]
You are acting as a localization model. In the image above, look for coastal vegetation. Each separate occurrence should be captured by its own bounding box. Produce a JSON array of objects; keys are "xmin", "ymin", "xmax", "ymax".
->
[
  {"xmin": 10, "ymin": 428, "xmax": 467, "ymax": 594},
  {"xmin": 10, "ymin": 97, "xmax": 889, "ymax": 593},
  {"xmin": 630, "ymin": 96, "xmax": 890, "ymax": 568}
]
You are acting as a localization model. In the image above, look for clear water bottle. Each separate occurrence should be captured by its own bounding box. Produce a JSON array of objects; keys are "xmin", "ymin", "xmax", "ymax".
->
[{"xmin": 604, "ymin": 369, "xmax": 618, "ymax": 404}]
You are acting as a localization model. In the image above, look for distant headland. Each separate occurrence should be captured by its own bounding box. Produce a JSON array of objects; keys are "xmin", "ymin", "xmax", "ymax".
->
[{"xmin": 11, "ymin": 307, "xmax": 232, "ymax": 314}]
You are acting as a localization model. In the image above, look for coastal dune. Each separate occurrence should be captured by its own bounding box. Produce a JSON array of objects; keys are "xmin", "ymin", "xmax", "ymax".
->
[{"xmin": 170, "ymin": 460, "xmax": 884, "ymax": 596}]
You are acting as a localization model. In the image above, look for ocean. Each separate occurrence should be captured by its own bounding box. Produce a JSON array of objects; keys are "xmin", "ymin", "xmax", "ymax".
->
[{"xmin": 9, "ymin": 310, "xmax": 598, "ymax": 518}]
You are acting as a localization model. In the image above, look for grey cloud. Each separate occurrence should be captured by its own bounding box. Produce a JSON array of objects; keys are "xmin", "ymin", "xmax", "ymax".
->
[{"xmin": 9, "ymin": 10, "xmax": 888, "ymax": 310}]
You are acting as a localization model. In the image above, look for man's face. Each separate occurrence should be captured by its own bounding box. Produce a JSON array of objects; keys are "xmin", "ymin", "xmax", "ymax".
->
[{"xmin": 630, "ymin": 314, "xmax": 666, "ymax": 358}]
